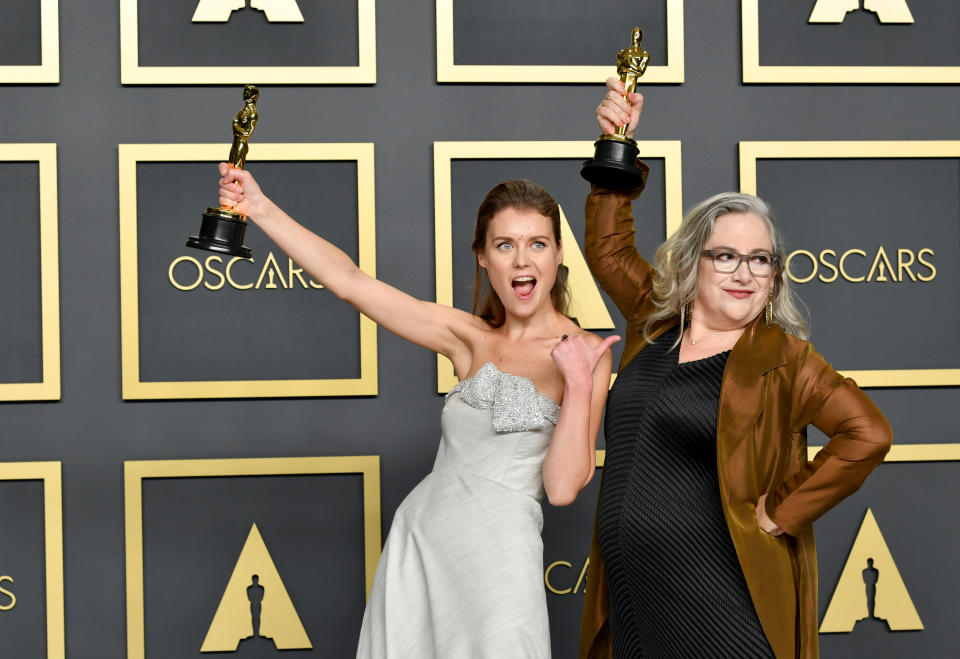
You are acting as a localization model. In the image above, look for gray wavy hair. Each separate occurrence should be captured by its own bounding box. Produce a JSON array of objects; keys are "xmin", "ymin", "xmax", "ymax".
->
[{"xmin": 643, "ymin": 191, "xmax": 809, "ymax": 344}]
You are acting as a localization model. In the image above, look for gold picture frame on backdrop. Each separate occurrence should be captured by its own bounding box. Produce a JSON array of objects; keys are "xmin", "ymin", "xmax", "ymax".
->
[
  {"xmin": 124, "ymin": 456, "xmax": 381, "ymax": 659},
  {"xmin": 433, "ymin": 140, "xmax": 683, "ymax": 392},
  {"xmin": 0, "ymin": 144, "xmax": 60, "ymax": 402},
  {"xmin": 741, "ymin": 0, "xmax": 960, "ymax": 83},
  {"xmin": 0, "ymin": 0, "xmax": 59, "ymax": 83},
  {"xmin": 740, "ymin": 140, "xmax": 960, "ymax": 387},
  {"xmin": 436, "ymin": 0, "xmax": 684, "ymax": 83},
  {"xmin": 0, "ymin": 462, "xmax": 65, "ymax": 659},
  {"xmin": 119, "ymin": 0, "xmax": 376, "ymax": 84},
  {"xmin": 118, "ymin": 142, "xmax": 377, "ymax": 399}
]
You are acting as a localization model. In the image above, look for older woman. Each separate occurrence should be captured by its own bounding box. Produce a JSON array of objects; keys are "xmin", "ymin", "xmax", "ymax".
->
[{"xmin": 579, "ymin": 80, "xmax": 892, "ymax": 659}]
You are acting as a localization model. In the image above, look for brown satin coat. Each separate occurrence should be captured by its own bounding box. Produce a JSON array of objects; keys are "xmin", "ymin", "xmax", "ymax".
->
[{"xmin": 578, "ymin": 181, "xmax": 893, "ymax": 659}]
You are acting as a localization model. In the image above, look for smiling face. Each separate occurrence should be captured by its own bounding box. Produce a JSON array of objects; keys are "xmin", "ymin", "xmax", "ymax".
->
[
  {"xmin": 693, "ymin": 211, "xmax": 776, "ymax": 330},
  {"xmin": 476, "ymin": 207, "xmax": 563, "ymax": 319}
]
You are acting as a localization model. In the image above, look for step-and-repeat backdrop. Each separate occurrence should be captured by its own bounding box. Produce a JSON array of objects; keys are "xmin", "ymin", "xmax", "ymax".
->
[{"xmin": 1, "ymin": 1, "xmax": 958, "ymax": 657}]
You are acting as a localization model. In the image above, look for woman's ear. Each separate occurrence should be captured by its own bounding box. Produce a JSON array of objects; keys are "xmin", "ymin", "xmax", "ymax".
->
[
  {"xmin": 477, "ymin": 251, "xmax": 487, "ymax": 269},
  {"xmin": 556, "ymin": 242, "xmax": 564, "ymax": 266}
]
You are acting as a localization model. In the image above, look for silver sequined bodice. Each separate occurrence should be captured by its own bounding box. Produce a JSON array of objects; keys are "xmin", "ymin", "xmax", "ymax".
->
[{"xmin": 431, "ymin": 362, "xmax": 560, "ymax": 501}]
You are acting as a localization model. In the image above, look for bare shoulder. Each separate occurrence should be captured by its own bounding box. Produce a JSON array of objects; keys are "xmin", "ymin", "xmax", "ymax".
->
[
  {"xmin": 449, "ymin": 309, "xmax": 496, "ymax": 341},
  {"xmin": 445, "ymin": 309, "xmax": 496, "ymax": 374}
]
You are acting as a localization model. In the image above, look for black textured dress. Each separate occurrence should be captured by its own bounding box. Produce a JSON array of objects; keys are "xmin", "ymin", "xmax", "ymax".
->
[{"xmin": 597, "ymin": 325, "xmax": 775, "ymax": 658}]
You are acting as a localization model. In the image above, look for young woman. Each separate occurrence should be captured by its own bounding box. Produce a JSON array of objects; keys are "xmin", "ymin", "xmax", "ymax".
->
[{"xmin": 215, "ymin": 167, "xmax": 619, "ymax": 658}]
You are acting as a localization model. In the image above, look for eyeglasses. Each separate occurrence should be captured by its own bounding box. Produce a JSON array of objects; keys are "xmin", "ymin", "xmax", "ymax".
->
[{"xmin": 701, "ymin": 249, "xmax": 778, "ymax": 277}]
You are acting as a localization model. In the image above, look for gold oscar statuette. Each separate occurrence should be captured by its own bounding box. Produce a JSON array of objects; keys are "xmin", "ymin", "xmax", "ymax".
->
[
  {"xmin": 580, "ymin": 28, "xmax": 649, "ymax": 190},
  {"xmin": 187, "ymin": 84, "xmax": 260, "ymax": 259}
]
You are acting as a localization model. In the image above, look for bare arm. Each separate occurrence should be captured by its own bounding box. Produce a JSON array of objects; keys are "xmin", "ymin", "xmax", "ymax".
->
[
  {"xmin": 541, "ymin": 334, "xmax": 620, "ymax": 506},
  {"xmin": 218, "ymin": 164, "xmax": 478, "ymax": 368}
]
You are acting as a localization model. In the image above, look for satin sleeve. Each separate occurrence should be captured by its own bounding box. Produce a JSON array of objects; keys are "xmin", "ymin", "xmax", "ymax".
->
[
  {"xmin": 583, "ymin": 166, "xmax": 653, "ymax": 320},
  {"xmin": 765, "ymin": 345, "xmax": 893, "ymax": 536}
]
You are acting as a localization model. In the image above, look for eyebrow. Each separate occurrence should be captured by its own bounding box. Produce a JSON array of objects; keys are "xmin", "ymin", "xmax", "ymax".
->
[
  {"xmin": 705, "ymin": 244, "xmax": 774, "ymax": 253},
  {"xmin": 491, "ymin": 234, "xmax": 553, "ymax": 243}
]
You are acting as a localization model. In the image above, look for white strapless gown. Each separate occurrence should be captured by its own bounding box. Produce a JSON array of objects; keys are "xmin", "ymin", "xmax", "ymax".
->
[{"xmin": 356, "ymin": 363, "xmax": 560, "ymax": 658}]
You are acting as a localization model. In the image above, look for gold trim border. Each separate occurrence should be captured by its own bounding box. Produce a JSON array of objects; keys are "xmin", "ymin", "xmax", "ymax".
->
[
  {"xmin": 433, "ymin": 140, "xmax": 683, "ymax": 392},
  {"xmin": 124, "ymin": 456, "xmax": 381, "ymax": 659},
  {"xmin": 436, "ymin": 0, "xmax": 684, "ymax": 83},
  {"xmin": 0, "ymin": 461, "xmax": 65, "ymax": 659},
  {"xmin": 740, "ymin": 140, "xmax": 960, "ymax": 388},
  {"xmin": 0, "ymin": 0, "xmax": 59, "ymax": 83},
  {"xmin": 597, "ymin": 443, "xmax": 960, "ymax": 467},
  {"xmin": 120, "ymin": 0, "xmax": 376, "ymax": 84},
  {"xmin": 741, "ymin": 0, "xmax": 960, "ymax": 84},
  {"xmin": 118, "ymin": 143, "xmax": 377, "ymax": 399},
  {"xmin": 0, "ymin": 144, "xmax": 61, "ymax": 401}
]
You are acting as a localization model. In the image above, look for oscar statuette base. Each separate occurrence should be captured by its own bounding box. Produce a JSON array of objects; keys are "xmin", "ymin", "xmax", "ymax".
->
[
  {"xmin": 580, "ymin": 134, "xmax": 646, "ymax": 190},
  {"xmin": 186, "ymin": 207, "xmax": 253, "ymax": 259}
]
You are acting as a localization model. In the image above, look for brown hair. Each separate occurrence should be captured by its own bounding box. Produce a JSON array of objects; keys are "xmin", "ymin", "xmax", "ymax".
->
[{"xmin": 470, "ymin": 180, "xmax": 570, "ymax": 327}]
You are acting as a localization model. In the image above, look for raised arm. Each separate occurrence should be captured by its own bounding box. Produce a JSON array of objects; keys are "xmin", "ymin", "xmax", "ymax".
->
[
  {"xmin": 541, "ymin": 333, "xmax": 620, "ymax": 506},
  {"xmin": 585, "ymin": 78, "xmax": 655, "ymax": 318},
  {"xmin": 218, "ymin": 164, "xmax": 478, "ymax": 369},
  {"xmin": 761, "ymin": 346, "xmax": 893, "ymax": 537}
]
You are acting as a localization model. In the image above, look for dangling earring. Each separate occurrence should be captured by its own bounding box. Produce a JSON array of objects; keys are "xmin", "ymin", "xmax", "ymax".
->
[{"xmin": 765, "ymin": 296, "xmax": 774, "ymax": 327}]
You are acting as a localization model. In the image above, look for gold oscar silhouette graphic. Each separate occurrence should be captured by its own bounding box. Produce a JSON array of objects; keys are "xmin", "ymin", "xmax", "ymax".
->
[
  {"xmin": 201, "ymin": 524, "xmax": 312, "ymax": 652},
  {"xmin": 809, "ymin": 0, "xmax": 914, "ymax": 24},
  {"xmin": 820, "ymin": 509, "xmax": 923, "ymax": 633},
  {"xmin": 557, "ymin": 207, "xmax": 615, "ymax": 329},
  {"xmin": 193, "ymin": 0, "xmax": 305, "ymax": 23}
]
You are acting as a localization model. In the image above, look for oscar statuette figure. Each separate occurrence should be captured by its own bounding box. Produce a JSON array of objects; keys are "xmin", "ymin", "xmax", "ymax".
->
[
  {"xmin": 580, "ymin": 28, "xmax": 649, "ymax": 190},
  {"xmin": 187, "ymin": 84, "xmax": 260, "ymax": 258}
]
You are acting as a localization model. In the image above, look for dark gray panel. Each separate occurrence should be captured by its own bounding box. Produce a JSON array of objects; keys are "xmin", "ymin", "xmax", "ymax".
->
[
  {"xmin": 0, "ymin": 1, "xmax": 958, "ymax": 657},
  {"xmin": 0, "ymin": 480, "xmax": 47, "ymax": 658},
  {"xmin": 454, "ymin": 0, "xmax": 668, "ymax": 67},
  {"xmin": 0, "ymin": 0, "xmax": 41, "ymax": 66},
  {"xmin": 759, "ymin": 1, "xmax": 960, "ymax": 67},
  {"xmin": 137, "ymin": 0, "xmax": 358, "ymax": 68},
  {"xmin": 815, "ymin": 462, "xmax": 957, "ymax": 655},
  {"xmin": 142, "ymin": 474, "xmax": 366, "ymax": 657},
  {"xmin": 758, "ymin": 158, "xmax": 959, "ymax": 371},
  {"xmin": 450, "ymin": 157, "xmax": 666, "ymax": 371},
  {"xmin": 542, "ymin": 466, "xmax": 602, "ymax": 652},
  {"xmin": 0, "ymin": 162, "xmax": 43, "ymax": 384},
  {"xmin": 136, "ymin": 161, "xmax": 361, "ymax": 382}
]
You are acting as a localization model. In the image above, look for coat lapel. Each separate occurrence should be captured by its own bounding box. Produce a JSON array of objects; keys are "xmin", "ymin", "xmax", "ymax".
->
[
  {"xmin": 717, "ymin": 317, "xmax": 797, "ymax": 658},
  {"xmin": 718, "ymin": 316, "xmax": 788, "ymax": 467}
]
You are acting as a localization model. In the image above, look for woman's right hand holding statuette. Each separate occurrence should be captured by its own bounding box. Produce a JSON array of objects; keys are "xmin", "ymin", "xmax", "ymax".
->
[{"xmin": 217, "ymin": 162, "xmax": 272, "ymax": 222}]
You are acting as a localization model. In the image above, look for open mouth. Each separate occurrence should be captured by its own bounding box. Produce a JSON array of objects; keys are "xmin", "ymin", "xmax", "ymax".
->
[{"xmin": 512, "ymin": 275, "xmax": 537, "ymax": 299}]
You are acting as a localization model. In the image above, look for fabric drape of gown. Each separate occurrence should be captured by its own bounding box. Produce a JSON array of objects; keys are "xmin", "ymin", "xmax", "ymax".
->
[{"xmin": 356, "ymin": 362, "xmax": 559, "ymax": 659}]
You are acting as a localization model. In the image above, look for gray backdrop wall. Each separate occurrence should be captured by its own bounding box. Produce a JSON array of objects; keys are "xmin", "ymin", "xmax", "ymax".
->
[{"xmin": 1, "ymin": 1, "xmax": 958, "ymax": 657}]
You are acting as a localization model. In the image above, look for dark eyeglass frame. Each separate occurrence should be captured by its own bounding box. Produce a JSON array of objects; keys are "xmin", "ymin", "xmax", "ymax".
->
[{"xmin": 701, "ymin": 249, "xmax": 779, "ymax": 277}]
